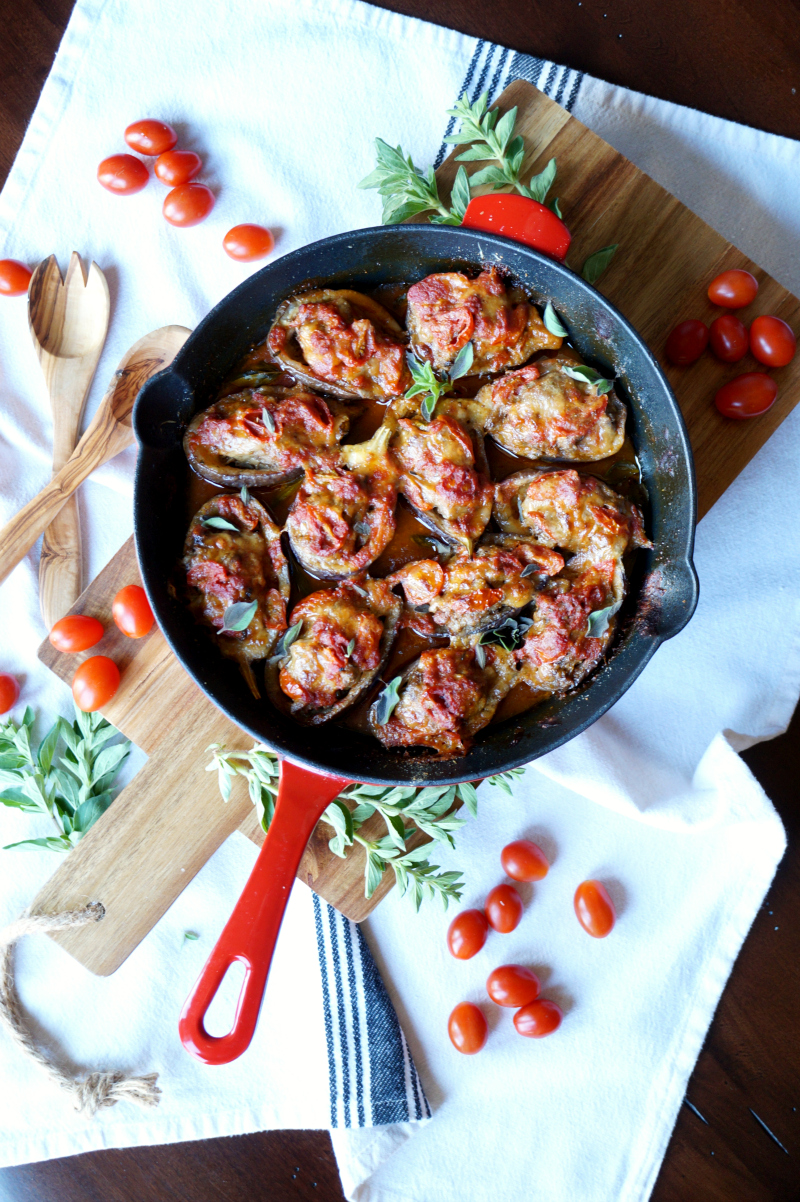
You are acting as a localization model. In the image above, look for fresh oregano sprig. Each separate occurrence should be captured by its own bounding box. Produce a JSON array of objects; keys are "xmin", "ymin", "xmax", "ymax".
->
[
  {"xmin": 444, "ymin": 92, "xmax": 558, "ymax": 205},
  {"xmin": 357, "ymin": 139, "xmax": 471, "ymax": 226},
  {"xmin": 406, "ymin": 341, "xmax": 474, "ymax": 421},
  {"xmin": 0, "ymin": 705, "xmax": 130, "ymax": 851},
  {"xmin": 206, "ymin": 742, "xmax": 523, "ymax": 910}
]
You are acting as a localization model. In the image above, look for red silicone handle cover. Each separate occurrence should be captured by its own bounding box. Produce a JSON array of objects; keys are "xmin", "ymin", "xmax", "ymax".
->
[{"xmin": 179, "ymin": 759, "xmax": 350, "ymax": 1064}]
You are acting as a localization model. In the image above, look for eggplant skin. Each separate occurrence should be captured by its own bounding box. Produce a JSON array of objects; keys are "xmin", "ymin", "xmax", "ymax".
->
[
  {"xmin": 369, "ymin": 644, "xmax": 517, "ymax": 758},
  {"xmin": 266, "ymin": 288, "xmax": 412, "ymax": 402},
  {"xmin": 183, "ymin": 386, "xmax": 351, "ymax": 489},
  {"xmin": 182, "ymin": 493, "xmax": 291, "ymax": 698},
  {"xmin": 264, "ymin": 577, "xmax": 402, "ymax": 726}
]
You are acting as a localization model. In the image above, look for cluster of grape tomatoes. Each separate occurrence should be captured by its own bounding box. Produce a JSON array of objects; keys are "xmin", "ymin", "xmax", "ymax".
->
[
  {"xmin": 45, "ymin": 584, "xmax": 154, "ymax": 712},
  {"xmin": 97, "ymin": 117, "xmax": 274, "ymax": 261},
  {"xmin": 665, "ymin": 269, "xmax": 796, "ymax": 420},
  {"xmin": 445, "ymin": 838, "xmax": 616, "ymax": 1054}
]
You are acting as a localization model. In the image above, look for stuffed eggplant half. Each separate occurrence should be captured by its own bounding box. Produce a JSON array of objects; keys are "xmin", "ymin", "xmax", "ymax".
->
[{"xmin": 179, "ymin": 262, "xmax": 653, "ymax": 759}]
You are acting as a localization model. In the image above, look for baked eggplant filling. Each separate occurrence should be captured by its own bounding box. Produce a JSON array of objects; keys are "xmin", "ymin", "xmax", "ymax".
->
[
  {"xmin": 181, "ymin": 265, "xmax": 651, "ymax": 758},
  {"xmin": 182, "ymin": 493, "xmax": 290, "ymax": 698}
]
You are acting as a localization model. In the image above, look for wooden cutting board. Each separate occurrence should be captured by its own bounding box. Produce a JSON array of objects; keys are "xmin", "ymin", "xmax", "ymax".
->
[{"xmin": 33, "ymin": 79, "xmax": 800, "ymax": 976}]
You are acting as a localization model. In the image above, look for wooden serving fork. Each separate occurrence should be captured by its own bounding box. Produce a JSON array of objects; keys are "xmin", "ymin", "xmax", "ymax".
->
[{"xmin": 28, "ymin": 253, "xmax": 110, "ymax": 627}]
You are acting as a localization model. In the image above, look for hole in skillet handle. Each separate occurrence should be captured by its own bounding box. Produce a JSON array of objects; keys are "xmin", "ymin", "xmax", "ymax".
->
[
  {"xmin": 133, "ymin": 367, "xmax": 194, "ymax": 451},
  {"xmin": 178, "ymin": 760, "xmax": 350, "ymax": 1065}
]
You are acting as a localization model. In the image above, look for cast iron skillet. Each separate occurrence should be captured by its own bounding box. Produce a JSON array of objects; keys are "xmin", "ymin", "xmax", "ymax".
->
[{"xmin": 133, "ymin": 225, "xmax": 698, "ymax": 1063}]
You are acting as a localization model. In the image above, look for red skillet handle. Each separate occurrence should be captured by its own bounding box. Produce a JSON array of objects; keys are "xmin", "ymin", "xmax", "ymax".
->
[{"xmin": 179, "ymin": 759, "xmax": 350, "ymax": 1065}]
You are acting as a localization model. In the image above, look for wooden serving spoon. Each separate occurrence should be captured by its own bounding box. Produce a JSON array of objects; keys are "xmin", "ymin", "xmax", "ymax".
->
[
  {"xmin": 0, "ymin": 325, "xmax": 190, "ymax": 592},
  {"xmin": 29, "ymin": 253, "xmax": 110, "ymax": 628}
]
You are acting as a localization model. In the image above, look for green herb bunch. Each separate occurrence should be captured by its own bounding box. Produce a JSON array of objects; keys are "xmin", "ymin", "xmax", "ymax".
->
[
  {"xmin": 207, "ymin": 742, "xmax": 525, "ymax": 911},
  {"xmin": 0, "ymin": 706, "xmax": 130, "ymax": 851},
  {"xmin": 405, "ymin": 340, "xmax": 474, "ymax": 421},
  {"xmin": 358, "ymin": 90, "xmax": 618, "ymax": 284}
]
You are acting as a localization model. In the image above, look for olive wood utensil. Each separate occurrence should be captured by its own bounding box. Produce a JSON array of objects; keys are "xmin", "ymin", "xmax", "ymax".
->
[
  {"xmin": 0, "ymin": 325, "xmax": 190, "ymax": 590},
  {"xmin": 29, "ymin": 252, "xmax": 110, "ymax": 627}
]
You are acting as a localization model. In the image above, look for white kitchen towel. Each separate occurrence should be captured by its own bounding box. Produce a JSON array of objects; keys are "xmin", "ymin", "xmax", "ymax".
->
[{"xmin": 0, "ymin": 0, "xmax": 798, "ymax": 1198}]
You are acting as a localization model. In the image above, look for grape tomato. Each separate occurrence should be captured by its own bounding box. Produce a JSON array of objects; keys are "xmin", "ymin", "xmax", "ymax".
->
[
  {"xmin": 486, "ymin": 965, "xmax": 540, "ymax": 1008},
  {"xmin": 574, "ymin": 879, "xmax": 616, "ymax": 938},
  {"xmin": 223, "ymin": 224, "xmax": 275, "ymax": 262},
  {"xmin": 501, "ymin": 839, "xmax": 549, "ymax": 882},
  {"xmin": 49, "ymin": 615, "xmax": 104, "ymax": 653},
  {"xmin": 485, "ymin": 883, "xmax": 523, "ymax": 933},
  {"xmin": 125, "ymin": 119, "xmax": 178, "ymax": 156},
  {"xmin": 72, "ymin": 656, "xmax": 120, "ymax": 712},
  {"xmin": 749, "ymin": 315, "xmax": 796, "ymax": 368},
  {"xmin": 514, "ymin": 998, "xmax": 563, "ymax": 1038},
  {"xmin": 707, "ymin": 269, "xmax": 758, "ymax": 309},
  {"xmin": 163, "ymin": 183, "xmax": 215, "ymax": 227},
  {"xmin": 97, "ymin": 155, "xmax": 149, "ymax": 195},
  {"xmin": 665, "ymin": 320, "xmax": 708, "ymax": 366},
  {"xmin": 0, "ymin": 674, "xmax": 20, "ymax": 715},
  {"xmin": 447, "ymin": 1002, "xmax": 488, "ymax": 1054},
  {"xmin": 112, "ymin": 585, "xmax": 154, "ymax": 638},
  {"xmin": 154, "ymin": 150, "xmax": 202, "ymax": 186},
  {"xmin": 0, "ymin": 259, "xmax": 32, "ymax": 296},
  {"xmin": 714, "ymin": 372, "xmax": 777, "ymax": 420},
  {"xmin": 447, "ymin": 909, "xmax": 489, "ymax": 959},
  {"xmin": 709, "ymin": 314, "xmax": 748, "ymax": 363}
]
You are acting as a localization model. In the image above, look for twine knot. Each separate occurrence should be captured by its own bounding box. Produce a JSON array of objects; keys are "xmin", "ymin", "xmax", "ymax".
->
[{"xmin": 0, "ymin": 903, "xmax": 161, "ymax": 1116}]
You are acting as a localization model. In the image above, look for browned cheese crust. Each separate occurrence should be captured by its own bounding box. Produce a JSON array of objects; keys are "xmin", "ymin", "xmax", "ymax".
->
[
  {"xmin": 406, "ymin": 266, "xmax": 562, "ymax": 374},
  {"xmin": 184, "ymin": 387, "xmax": 350, "ymax": 488},
  {"xmin": 372, "ymin": 644, "xmax": 517, "ymax": 757},
  {"xmin": 479, "ymin": 350, "xmax": 626, "ymax": 461},
  {"xmin": 273, "ymin": 577, "xmax": 401, "ymax": 724},
  {"xmin": 267, "ymin": 289, "xmax": 412, "ymax": 401},
  {"xmin": 388, "ymin": 540, "xmax": 564, "ymax": 640}
]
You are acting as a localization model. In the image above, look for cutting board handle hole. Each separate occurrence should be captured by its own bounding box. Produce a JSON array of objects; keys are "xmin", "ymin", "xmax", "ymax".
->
[{"xmin": 202, "ymin": 958, "xmax": 248, "ymax": 1037}]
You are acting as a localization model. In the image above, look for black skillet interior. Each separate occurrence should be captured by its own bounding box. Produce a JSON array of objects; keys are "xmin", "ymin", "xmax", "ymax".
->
[{"xmin": 133, "ymin": 225, "xmax": 698, "ymax": 786}]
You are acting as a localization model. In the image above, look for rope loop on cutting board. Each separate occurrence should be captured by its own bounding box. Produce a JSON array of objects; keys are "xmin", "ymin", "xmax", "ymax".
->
[{"xmin": 0, "ymin": 902, "xmax": 161, "ymax": 1116}]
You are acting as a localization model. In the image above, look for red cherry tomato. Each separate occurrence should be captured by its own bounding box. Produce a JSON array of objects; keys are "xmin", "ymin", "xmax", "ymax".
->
[
  {"xmin": 154, "ymin": 150, "xmax": 202, "ymax": 186},
  {"xmin": 514, "ymin": 998, "xmax": 563, "ymax": 1038},
  {"xmin": 0, "ymin": 674, "xmax": 20, "ymax": 714},
  {"xmin": 0, "ymin": 259, "xmax": 32, "ymax": 296},
  {"xmin": 714, "ymin": 372, "xmax": 777, "ymax": 420},
  {"xmin": 707, "ymin": 269, "xmax": 758, "ymax": 309},
  {"xmin": 665, "ymin": 320, "xmax": 708, "ymax": 366},
  {"xmin": 709, "ymin": 314, "xmax": 748, "ymax": 363},
  {"xmin": 447, "ymin": 1002, "xmax": 488, "ymax": 1054},
  {"xmin": 97, "ymin": 154, "xmax": 149, "ymax": 195},
  {"xmin": 500, "ymin": 839, "xmax": 549, "ymax": 882},
  {"xmin": 486, "ymin": 965, "xmax": 540, "ymax": 1008},
  {"xmin": 124, "ymin": 119, "xmax": 177, "ymax": 156},
  {"xmin": 112, "ymin": 585, "xmax": 154, "ymax": 638},
  {"xmin": 574, "ymin": 879, "xmax": 616, "ymax": 938},
  {"xmin": 462, "ymin": 194, "xmax": 571, "ymax": 262},
  {"xmin": 749, "ymin": 315, "xmax": 796, "ymax": 368},
  {"xmin": 223, "ymin": 224, "xmax": 275, "ymax": 262},
  {"xmin": 163, "ymin": 183, "xmax": 215, "ymax": 227},
  {"xmin": 49, "ymin": 615, "xmax": 104, "ymax": 653},
  {"xmin": 485, "ymin": 883, "xmax": 523, "ymax": 933},
  {"xmin": 72, "ymin": 656, "xmax": 120, "ymax": 712},
  {"xmin": 447, "ymin": 909, "xmax": 489, "ymax": 959}
]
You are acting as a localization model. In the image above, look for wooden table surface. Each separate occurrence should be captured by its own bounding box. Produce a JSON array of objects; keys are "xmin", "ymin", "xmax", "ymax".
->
[{"xmin": 1, "ymin": 2, "xmax": 799, "ymax": 1200}]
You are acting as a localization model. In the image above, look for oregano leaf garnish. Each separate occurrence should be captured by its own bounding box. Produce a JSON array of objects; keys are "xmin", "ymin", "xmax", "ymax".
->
[
  {"xmin": 202, "ymin": 515, "xmax": 239, "ymax": 532},
  {"xmin": 374, "ymin": 677, "xmax": 402, "ymax": 726},
  {"xmin": 346, "ymin": 638, "xmax": 356, "ymax": 659},
  {"xmin": 582, "ymin": 244, "xmax": 619, "ymax": 285},
  {"xmin": 562, "ymin": 364, "xmax": 614, "ymax": 394},
  {"xmin": 449, "ymin": 340, "xmax": 475, "ymax": 381},
  {"xmin": 219, "ymin": 600, "xmax": 258, "ymax": 633},
  {"xmin": 240, "ymin": 485, "xmax": 251, "ymax": 505},
  {"xmin": 262, "ymin": 407, "xmax": 276, "ymax": 434},
  {"xmin": 542, "ymin": 302, "xmax": 568, "ymax": 338},
  {"xmin": 273, "ymin": 619, "xmax": 303, "ymax": 659},
  {"xmin": 586, "ymin": 600, "xmax": 622, "ymax": 638}
]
